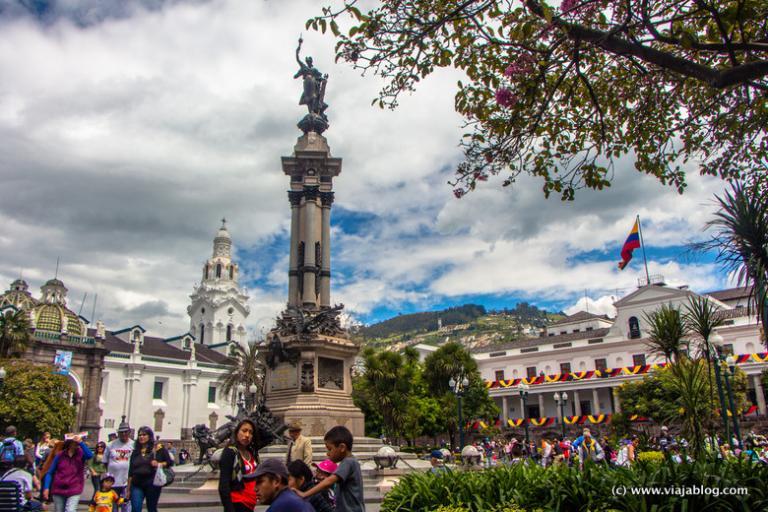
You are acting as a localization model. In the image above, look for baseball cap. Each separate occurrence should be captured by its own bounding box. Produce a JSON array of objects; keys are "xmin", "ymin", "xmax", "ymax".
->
[
  {"xmin": 312, "ymin": 459, "xmax": 338, "ymax": 474},
  {"xmin": 430, "ymin": 450, "xmax": 444, "ymax": 459},
  {"xmin": 253, "ymin": 458, "xmax": 289, "ymax": 480},
  {"xmin": 101, "ymin": 473, "xmax": 115, "ymax": 482}
]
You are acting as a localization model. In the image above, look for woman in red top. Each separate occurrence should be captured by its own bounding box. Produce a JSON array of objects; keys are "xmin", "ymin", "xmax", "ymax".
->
[{"xmin": 218, "ymin": 419, "xmax": 258, "ymax": 512}]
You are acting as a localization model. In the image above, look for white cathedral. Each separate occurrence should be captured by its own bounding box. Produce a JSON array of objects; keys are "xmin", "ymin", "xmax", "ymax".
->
[
  {"xmin": 0, "ymin": 221, "xmax": 252, "ymax": 441},
  {"xmin": 188, "ymin": 219, "xmax": 250, "ymax": 351},
  {"xmin": 97, "ymin": 221, "xmax": 251, "ymax": 440}
]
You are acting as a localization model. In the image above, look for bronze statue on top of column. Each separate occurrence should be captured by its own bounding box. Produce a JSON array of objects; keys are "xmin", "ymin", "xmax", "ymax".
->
[{"xmin": 294, "ymin": 37, "xmax": 329, "ymax": 135}]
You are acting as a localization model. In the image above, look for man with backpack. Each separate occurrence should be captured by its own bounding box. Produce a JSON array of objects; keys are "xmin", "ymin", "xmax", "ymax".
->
[{"xmin": 1, "ymin": 426, "xmax": 25, "ymax": 464}]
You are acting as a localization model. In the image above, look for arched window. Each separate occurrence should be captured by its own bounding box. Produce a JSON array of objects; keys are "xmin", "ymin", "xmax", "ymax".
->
[
  {"xmin": 226, "ymin": 324, "xmax": 233, "ymax": 342},
  {"xmin": 216, "ymin": 264, "xmax": 222, "ymax": 278},
  {"xmin": 132, "ymin": 330, "xmax": 141, "ymax": 342},
  {"xmin": 229, "ymin": 265, "xmax": 234, "ymax": 279},
  {"xmin": 199, "ymin": 324, "xmax": 205, "ymax": 344},
  {"xmin": 628, "ymin": 316, "xmax": 641, "ymax": 339},
  {"xmin": 204, "ymin": 266, "xmax": 209, "ymax": 280}
]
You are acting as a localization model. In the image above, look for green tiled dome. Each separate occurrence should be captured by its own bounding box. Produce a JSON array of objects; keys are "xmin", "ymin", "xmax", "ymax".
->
[
  {"xmin": 0, "ymin": 290, "xmax": 39, "ymax": 311},
  {"xmin": 34, "ymin": 304, "xmax": 84, "ymax": 336}
]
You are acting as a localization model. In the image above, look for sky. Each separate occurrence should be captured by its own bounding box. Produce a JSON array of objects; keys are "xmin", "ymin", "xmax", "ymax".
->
[{"xmin": 0, "ymin": 0, "xmax": 735, "ymax": 339}]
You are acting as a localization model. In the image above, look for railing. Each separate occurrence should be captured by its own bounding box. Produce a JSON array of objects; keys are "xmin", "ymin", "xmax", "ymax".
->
[{"xmin": 34, "ymin": 330, "xmax": 96, "ymax": 345}]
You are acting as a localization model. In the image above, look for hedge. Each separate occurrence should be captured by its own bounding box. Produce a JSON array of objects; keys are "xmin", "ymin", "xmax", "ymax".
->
[{"xmin": 382, "ymin": 459, "xmax": 768, "ymax": 511}]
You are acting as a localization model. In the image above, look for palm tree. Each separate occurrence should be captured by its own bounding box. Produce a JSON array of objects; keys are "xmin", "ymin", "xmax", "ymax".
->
[
  {"xmin": 684, "ymin": 296, "xmax": 725, "ymax": 357},
  {"xmin": 0, "ymin": 309, "xmax": 32, "ymax": 358},
  {"xmin": 644, "ymin": 304, "xmax": 688, "ymax": 362},
  {"xmin": 218, "ymin": 341, "xmax": 265, "ymax": 408},
  {"xmin": 683, "ymin": 295, "xmax": 726, "ymax": 443},
  {"xmin": 695, "ymin": 181, "xmax": 768, "ymax": 348},
  {"xmin": 665, "ymin": 356, "xmax": 711, "ymax": 457}
]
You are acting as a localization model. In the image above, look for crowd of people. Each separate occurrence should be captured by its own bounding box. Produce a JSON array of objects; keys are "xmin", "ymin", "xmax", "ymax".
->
[
  {"xmin": 454, "ymin": 425, "xmax": 768, "ymax": 468},
  {"xmin": 0, "ymin": 419, "xmax": 176, "ymax": 512},
  {"xmin": 1, "ymin": 419, "xmax": 366, "ymax": 512}
]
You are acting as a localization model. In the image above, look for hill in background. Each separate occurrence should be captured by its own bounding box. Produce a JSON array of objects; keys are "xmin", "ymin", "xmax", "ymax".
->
[{"xmin": 355, "ymin": 302, "xmax": 564, "ymax": 350}]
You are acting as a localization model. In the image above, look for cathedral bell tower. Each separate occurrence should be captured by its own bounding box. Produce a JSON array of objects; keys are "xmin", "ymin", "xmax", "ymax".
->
[{"xmin": 188, "ymin": 220, "xmax": 250, "ymax": 353}]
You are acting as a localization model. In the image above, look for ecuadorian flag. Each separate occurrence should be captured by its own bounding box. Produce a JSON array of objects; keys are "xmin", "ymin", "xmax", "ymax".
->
[{"xmin": 618, "ymin": 219, "xmax": 641, "ymax": 270}]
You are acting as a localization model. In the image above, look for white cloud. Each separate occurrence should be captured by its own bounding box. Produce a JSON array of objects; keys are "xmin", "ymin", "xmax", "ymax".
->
[
  {"xmin": 563, "ymin": 295, "xmax": 617, "ymax": 318},
  {"xmin": 0, "ymin": 0, "xmax": 736, "ymax": 336}
]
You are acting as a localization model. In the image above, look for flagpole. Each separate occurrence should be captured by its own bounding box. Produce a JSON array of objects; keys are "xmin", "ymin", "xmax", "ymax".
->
[{"xmin": 636, "ymin": 214, "xmax": 651, "ymax": 285}]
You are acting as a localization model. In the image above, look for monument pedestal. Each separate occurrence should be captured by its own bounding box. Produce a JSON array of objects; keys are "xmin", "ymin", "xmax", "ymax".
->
[{"xmin": 265, "ymin": 331, "xmax": 365, "ymax": 437}]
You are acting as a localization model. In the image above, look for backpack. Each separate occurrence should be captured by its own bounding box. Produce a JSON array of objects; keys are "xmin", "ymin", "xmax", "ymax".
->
[{"xmin": 0, "ymin": 440, "xmax": 17, "ymax": 464}]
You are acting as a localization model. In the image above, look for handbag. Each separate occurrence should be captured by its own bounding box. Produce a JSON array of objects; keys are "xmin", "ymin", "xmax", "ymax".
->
[
  {"xmin": 152, "ymin": 450, "xmax": 175, "ymax": 487},
  {"xmin": 153, "ymin": 465, "xmax": 175, "ymax": 487}
]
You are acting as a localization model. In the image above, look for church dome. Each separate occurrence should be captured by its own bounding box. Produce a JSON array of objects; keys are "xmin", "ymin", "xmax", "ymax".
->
[
  {"xmin": 33, "ymin": 303, "xmax": 85, "ymax": 336},
  {"xmin": 212, "ymin": 218, "xmax": 232, "ymax": 259},
  {"xmin": 0, "ymin": 279, "xmax": 40, "ymax": 311}
]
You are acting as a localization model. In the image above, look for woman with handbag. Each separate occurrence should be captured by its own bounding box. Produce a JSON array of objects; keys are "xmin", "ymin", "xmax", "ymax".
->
[
  {"xmin": 126, "ymin": 427, "xmax": 172, "ymax": 512},
  {"xmin": 218, "ymin": 419, "xmax": 259, "ymax": 512}
]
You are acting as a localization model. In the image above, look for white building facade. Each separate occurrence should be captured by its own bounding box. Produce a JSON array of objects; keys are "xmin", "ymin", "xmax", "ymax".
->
[
  {"xmin": 417, "ymin": 283, "xmax": 768, "ymax": 427},
  {"xmin": 98, "ymin": 326, "xmax": 237, "ymax": 442}
]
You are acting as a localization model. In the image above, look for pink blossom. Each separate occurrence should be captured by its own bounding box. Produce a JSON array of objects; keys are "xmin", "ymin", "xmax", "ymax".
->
[
  {"xmin": 453, "ymin": 189, "xmax": 465, "ymax": 199},
  {"xmin": 495, "ymin": 88, "xmax": 518, "ymax": 108},
  {"xmin": 504, "ymin": 54, "xmax": 536, "ymax": 77},
  {"xmin": 561, "ymin": 0, "xmax": 579, "ymax": 13}
]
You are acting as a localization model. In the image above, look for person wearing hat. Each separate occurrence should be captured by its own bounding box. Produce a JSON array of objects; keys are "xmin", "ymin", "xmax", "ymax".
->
[
  {"xmin": 253, "ymin": 459, "xmax": 312, "ymax": 511},
  {"xmin": 104, "ymin": 417, "xmax": 134, "ymax": 507},
  {"xmin": 658, "ymin": 426, "xmax": 674, "ymax": 452},
  {"xmin": 89, "ymin": 474, "xmax": 124, "ymax": 512},
  {"xmin": 310, "ymin": 460, "xmax": 336, "ymax": 508},
  {"xmin": 285, "ymin": 422, "xmax": 312, "ymax": 466},
  {"xmin": 429, "ymin": 450, "xmax": 448, "ymax": 475},
  {"xmin": 286, "ymin": 460, "xmax": 334, "ymax": 512}
]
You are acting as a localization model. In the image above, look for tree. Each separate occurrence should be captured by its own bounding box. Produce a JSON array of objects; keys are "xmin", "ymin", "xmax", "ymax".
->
[
  {"xmin": 422, "ymin": 342, "xmax": 499, "ymax": 446},
  {"xmin": 355, "ymin": 346, "xmax": 421, "ymax": 441},
  {"xmin": 0, "ymin": 309, "xmax": 32, "ymax": 358},
  {"xmin": 0, "ymin": 359, "xmax": 76, "ymax": 438},
  {"xmin": 618, "ymin": 358, "xmax": 747, "ymax": 447},
  {"xmin": 694, "ymin": 181, "xmax": 768, "ymax": 348},
  {"xmin": 644, "ymin": 303, "xmax": 687, "ymax": 362},
  {"xmin": 310, "ymin": 1, "xmax": 767, "ymax": 200},
  {"xmin": 217, "ymin": 341, "xmax": 265, "ymax": 408},
  {"xmin": 683, "ymin": 295, "xmax": 725, "ymax": 434}
]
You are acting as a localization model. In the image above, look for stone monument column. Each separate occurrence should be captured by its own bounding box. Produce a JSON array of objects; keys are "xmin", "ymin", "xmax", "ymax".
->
[
  {"xmin": 288, "ymin": 191, "xmax": 303, "ymax": 307},
  {"xmin": 301, "ymin": 186, "xmax": 320, "ymax": 307},
  {"xmin": 319, "ymin": 192, "xmax": 334, "ymax": 307},
  {"xmin": 263, "ymin": 44, "xmax": 364, "ymax": 437}
]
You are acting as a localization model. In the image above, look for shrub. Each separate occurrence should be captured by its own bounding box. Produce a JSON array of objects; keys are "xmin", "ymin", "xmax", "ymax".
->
[
  {"xmin": 637, "ymin": 451, "xmax": 664, "ymax": 463},
  {"xmin": 381, "ymin": 459, "xmax": 768, "ymax": 511}
]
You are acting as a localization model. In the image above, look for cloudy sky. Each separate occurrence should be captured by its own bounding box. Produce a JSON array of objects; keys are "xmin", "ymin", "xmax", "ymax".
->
[{"xmin": 0, "ymin": 0, "xmax": 734, "ymax": 338}]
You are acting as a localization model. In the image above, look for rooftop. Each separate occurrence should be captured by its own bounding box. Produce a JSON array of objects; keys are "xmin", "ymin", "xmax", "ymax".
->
[
  {"xmin": 473, "ymin": 327, "xmax": 612, "ymax": 354},
  {"xmin": 549, "ymin": 311, "xmax": 611, "ymax": 327},
  {"xmin": 707, "ymin": 286, "xmax": 753, "ymax": 302},
  {"xmin": 99, "ymin": 329, "xmax": 232, "ymax": 365}
]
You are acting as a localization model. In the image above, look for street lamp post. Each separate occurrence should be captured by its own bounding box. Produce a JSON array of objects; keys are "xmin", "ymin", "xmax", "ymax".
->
[
  {"xmin": 709, "ymin": 332, "xmax": 732, "ymax": 445},
  {"xmin": 723, "ymin": 355, "xmax": 743, "ymax": 449},
  {"xmin": 449, "ymin": 376, "xmax": 470, "ymax": 451},
  {"xmin": 247, "ymin": 383, "xmax": 259, "ymax": 411},
  {"xmin": 517, "ymin": 383, "xmax": 530, "ymax": 449},
  {"xmin": 554, "ymin": 391, "xmax": 569, "ymax": 438},
  {"xmin": 236, "ymin": 383, "xmax": 246, "ymax": 414}
]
